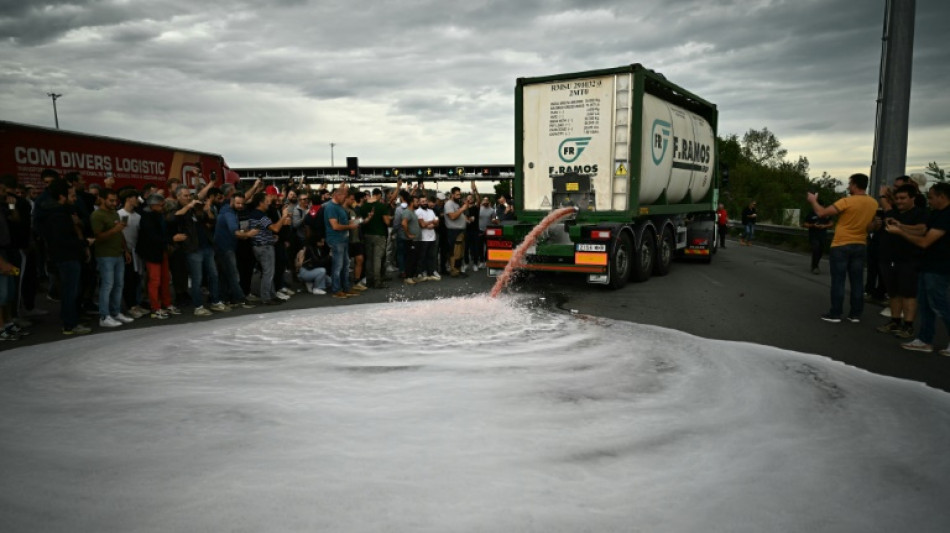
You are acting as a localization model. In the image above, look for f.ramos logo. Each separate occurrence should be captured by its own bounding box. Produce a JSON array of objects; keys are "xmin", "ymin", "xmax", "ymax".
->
[
  {"xmin": 651, "ymin": 119, "xmax": 671, "ymax": 165},
  {"xmin": 559, "ymin": 137, "xmax": 591, "ymax": 163}
]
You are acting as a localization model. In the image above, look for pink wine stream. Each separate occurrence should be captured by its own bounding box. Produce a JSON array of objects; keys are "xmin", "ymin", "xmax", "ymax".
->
[{"xmin": 490, "ymin": 207, "xmax": 577, "ymax": 298}]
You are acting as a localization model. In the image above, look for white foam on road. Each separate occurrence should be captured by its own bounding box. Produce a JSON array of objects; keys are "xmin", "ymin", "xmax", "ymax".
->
[{"xmin": 1, "ymin": 297, "xmax": 948, "ymax": 532}]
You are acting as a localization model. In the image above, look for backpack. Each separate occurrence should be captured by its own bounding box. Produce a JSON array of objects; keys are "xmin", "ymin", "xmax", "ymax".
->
[{"xmin": 304, "ymin": 204, "xmax": 325, "ymax": 243}]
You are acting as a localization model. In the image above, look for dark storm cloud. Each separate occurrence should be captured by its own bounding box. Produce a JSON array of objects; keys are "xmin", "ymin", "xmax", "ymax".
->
[{"xmin": 0, "ymin": 0, "xmax": 946, "ymax": 173}]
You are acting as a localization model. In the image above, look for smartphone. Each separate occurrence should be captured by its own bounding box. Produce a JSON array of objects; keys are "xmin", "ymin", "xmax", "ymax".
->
[{"xmin": 121, "ymin": 215, "xmax": 129, "ymax": 224}]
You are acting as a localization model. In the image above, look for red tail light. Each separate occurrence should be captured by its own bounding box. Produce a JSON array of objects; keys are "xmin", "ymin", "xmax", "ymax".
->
[
  {"xmin": 591, "ymin": 230, "xmax": 611, "ymax": 240},
  {"xmin": 486, "ymin": 228, "xmax": 502, "ymax": 237}
]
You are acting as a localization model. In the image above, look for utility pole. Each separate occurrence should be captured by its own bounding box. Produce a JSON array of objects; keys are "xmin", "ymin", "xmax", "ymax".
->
[
  {"xmin": 870, "ymin": 0, "xmax": 916, "ymax": 194},
  {"xmin": 330, "ymin": 143, "xmax": 336, "ymax": 167},
  {"xmin": 47, "ymin": 92, "xmax": 62, "ymax": 129}
]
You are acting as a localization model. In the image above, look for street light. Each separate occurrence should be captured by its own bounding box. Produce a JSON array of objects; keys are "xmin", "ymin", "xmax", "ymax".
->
[
  {"xmin": 47, "ymin": 92, "xmax": 62, "ymax": 129},
  {"xmin": 330, "ymin": 142, "xmax": 336, "ymax": 167}
]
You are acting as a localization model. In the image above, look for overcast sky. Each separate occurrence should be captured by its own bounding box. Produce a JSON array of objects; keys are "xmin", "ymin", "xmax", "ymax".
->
[{"xmin": 2, "ymin": 0, "xmax": 947, "ymax": 180}]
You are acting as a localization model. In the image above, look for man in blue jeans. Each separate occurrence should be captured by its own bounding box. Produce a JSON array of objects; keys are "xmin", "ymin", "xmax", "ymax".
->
[
  {"xmin": 807, "ymin": 173, "xmax": 879, "ymax": 323},
  {"xmin": 214, "ymin": 194, "xmax": 258, "ymax": 309},
  {"xmin": 324, "ymin": 186, "xmax": 362, "ymax": 299},
  {"xmin": 172, "ymin": 188, "xmax": 230, "ymax": 317},
  {"xmin": 885, "ymin": 182, "xmax": 950, "ymax": 355},
  {"xmin": 91, "ymin": 189, "xmax": 133, "ymax": 328}
]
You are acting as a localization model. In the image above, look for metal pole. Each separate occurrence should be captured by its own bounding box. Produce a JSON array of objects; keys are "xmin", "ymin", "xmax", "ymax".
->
[
  {"xmin": 47, "ymin": 92, "xmax": 62, "ymax": 129},
  {"xmin": 870, "ymin": 0, "xmax": 916, "ymax": 194},
  {"xmin": 330, "ymin": 143, "xmax": 336, "ymax": 167}
]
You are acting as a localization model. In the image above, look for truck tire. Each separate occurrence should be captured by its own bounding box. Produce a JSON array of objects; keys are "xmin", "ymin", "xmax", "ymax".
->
[
  {"xmin": 653, "ymin": 227, "xmax": 675, "ymax": 276},
  {"xmin": 608, "ymin": 232, "xmax": 633, "ymax": 289},
  {"xmin": 631, "ymin": 229, "xmax": 654, "ymax": 283}
]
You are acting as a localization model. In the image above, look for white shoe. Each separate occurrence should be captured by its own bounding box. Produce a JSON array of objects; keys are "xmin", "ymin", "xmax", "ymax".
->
[
  {"xmin": 114, "ymin": 313, "xmax": 134, "ymax": 324},
  {"xmin": 430, "ymin": 272, "xmax": 441, "ymax": 280},
  {"xmin": 275, "ymin": 292, "xmax": 291, "ymax": 301},
  {"xmin": 304, "ymin": 281, "xmax": 314, "ymax": 292},
  {"xmin": 209, "ymin": 301, "xmax": 230, "ymax": 312},
  {"xmin": 279, "ymin": 287, "xmax": 295, "ymax": 296},
  {"xmin": 461, "ymin": 264, "xmax": 468, "ymax": 273},
  {"xmin": 312, "ymin": 288, "xmax": 326, "ymax": 295},
  {"xmin": 472, "ymin": 264, "xmax": 479, "ymax": 272},
  {"xmin": 99, "ymin": 316, "xmax": 122, "ymax": 328},
  {"xmin": 194, "ymin": 306, "xmax": 213, "ymax": 317},
  {"xmin": 477, "ymin": 262, "xmax": 486, "ymax": 269}
]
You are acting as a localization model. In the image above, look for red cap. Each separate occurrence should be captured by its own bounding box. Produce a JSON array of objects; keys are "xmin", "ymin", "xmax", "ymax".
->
[{"xmin": 265, "ymin": 185, "xmax": 280, "ymax": 196}]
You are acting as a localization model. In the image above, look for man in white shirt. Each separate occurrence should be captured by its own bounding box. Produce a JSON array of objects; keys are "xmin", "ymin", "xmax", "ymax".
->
[
  {"xmin": 416, "ymin": 195, "xmax": 440, "ymax": 281},
  {"xmin": 118, "ymin": 189, "xmax": 147, "ymax": 318}
]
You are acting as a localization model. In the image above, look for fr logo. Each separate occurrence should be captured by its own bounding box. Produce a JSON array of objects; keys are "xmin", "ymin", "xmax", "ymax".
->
[
  {"xmin": 651, "ymin": 119, "xmax": 671, "ymax": 165},
  {"xmin": 558, "ymin": 137, "xmax": 591, "ymax": 163}
]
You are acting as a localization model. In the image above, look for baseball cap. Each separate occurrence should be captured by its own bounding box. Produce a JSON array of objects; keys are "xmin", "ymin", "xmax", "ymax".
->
[
  {"xmin": 147, "ymin": 194, "xmax": 165, "ymax": 206},
  {"xmin": 909, "ymin": 173, "xmax": 927, "ymax": 189},
  {"xmin": 265, "ymin": 185, "xmax": 280, "ymax": 196},
  {"xmin": 436, "ymin": 192, "xmax": 446, "ymax": 200}
]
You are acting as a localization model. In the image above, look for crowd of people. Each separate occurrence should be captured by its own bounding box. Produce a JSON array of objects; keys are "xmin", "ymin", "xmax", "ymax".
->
[
  {"xmin": 805, "ymin": 173, "xmax": 950, "ymax": 356},
  {"xmin": 0, "ymin": 171, "xmax": 517, "ymax": 340}
]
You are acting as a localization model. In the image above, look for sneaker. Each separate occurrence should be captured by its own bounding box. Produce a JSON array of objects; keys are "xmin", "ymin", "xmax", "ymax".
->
[
  {"xmin": 344, "ymin": 289, "xmax": 361, "ymax": 296},
  {"xmin": 880, "ymin": 307, "xmax": 892, "ymax": 317},
  {"xmin": 820, "ymin": 314, "xmax": 842, "ymax": 323},
  {"xmin": 304, "ymin": 281, "xmax": 314, "ymax": 293},
  {"xmin": 150, "ymin": 309, "xmax": 170, "ymax": 319},
  {"xmin": 194, "ymin": 306, "xmax": 213, "ymax": 317},
  {"xmin": 275, "ymin": 291, "xmax": 291, "ymax": 301},
  {"xmin": 0, "ymin": 329, "xmax": 20, "ymax": 341},
  {"xmin": 876, "ymin": 321, "xmax": 900, "ymax": 334},
  {"xmin": 332, "ymin": 291, "xmax": 350, "ymax": 299},
  {"xmin": 353, "ymin": 282, "xmax": 368, "ymax": 291},
  {"xmin": 415, "ymin": 274, "xmax": 427, "ymax": 282},
  {"xmin": 426, "ymin": 275, "xmax": 441, "ymax": 282},
  {"xmin": 6, "ymin": 324, "xmax": 30, "ymax": 336},
  {"xmin": 893, "ymin": 323, "xmax": 915, "ymax": 339},
  {"xmin": 127, "ymin": 306, "xmax": 147, "ymax": 319},
  {"xmin": 278, "ymin": 287, "xmax": 295, "ymax": 297},
  {"xmin": 209, "ymin": 302, "xmax": 231, "ymax": 312},
  {"xmin": 478, "ymin": 262, "xmax": 486, "ymax": 269},
  {"xmin": 461, "ymin": 264, "xmax": 468, "ymax": 273},
  {"xmin": 404, "ymin": 277, "xmax": 416, "ymax": 285},
  {"xmin": 811, "ymin": 268, "xmax": 820, "ymax": 275},
  {"xmin": 239, "ymin": 301, "xmax": 256, "ymax": 309},
  {"xmin": 939, "ymin": 345, "xmax": 950, "ymax": 357},
  {"xmin": 246, "ymin": 294, "xmax": 261, "ymax": 302},
  {"xmin": 846, "ymin": 316, "xmax": 860, "ymax": 324},
  {"xmin": 165, "ymin": 305, "xmax": 182, "ymax": 315},
  {"xmin": 429, "ymin": 272, "xmax": 441, "ymax": 280},
  {"xmin": 472, "ymin": 264, "xmax": 479, "ymax": 272},
  {"xmin": 62, "ymin": 324, "xmax": 92, "ymax": 335},
  {"xmin": 114, "ymin": 313, "xmax": 134, "ymax": 324},
  {"xmin": 901, "ymin": 339, "xmax": 933, "ymax": 353},
  {"xmin": 99, "ymin": 316, "xmax": 123, "ymax": 328},
  {"xmin": 311, "ymin": 288, "xmax": 326, "ymax": 295}
]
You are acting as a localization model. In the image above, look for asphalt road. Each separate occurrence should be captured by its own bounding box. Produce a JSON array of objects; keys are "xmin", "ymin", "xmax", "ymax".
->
[{"xmin": 5, "ymin": 238, "xmax": 950, "ymax": 392}]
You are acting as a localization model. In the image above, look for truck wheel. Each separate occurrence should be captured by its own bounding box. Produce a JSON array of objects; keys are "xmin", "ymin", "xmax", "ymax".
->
[
  {"xmin": 653, "ymin": 227, "xmax": 674, "ymax": 276},
  {"xmin": 608, "ymin": 232, "xmax": 633, "ymax": 289},
  {"xmin": 631, "ymin": 230, "xmax": 654, "ymax": 283}
]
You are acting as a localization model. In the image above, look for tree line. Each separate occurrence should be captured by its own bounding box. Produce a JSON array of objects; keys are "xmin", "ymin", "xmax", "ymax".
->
[{"xmin": 719, "ymin": 127, "xmax": 947, "ymax": 225}]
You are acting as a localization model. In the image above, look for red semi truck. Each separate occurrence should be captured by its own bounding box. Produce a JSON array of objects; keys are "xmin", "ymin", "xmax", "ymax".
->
[{"xmin": 0, "ymin": 120, "xmax": 238, "ymax": 190}]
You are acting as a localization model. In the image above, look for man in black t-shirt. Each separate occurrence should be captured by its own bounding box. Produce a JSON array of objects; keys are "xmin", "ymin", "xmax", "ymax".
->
[
  {"xmin": 803, "ymin": 210, "xmax": 832, "ymax": 274},
  {"xmin": 875, "ymin": 185, "xmax": 926, "ymax": 338},
  {"xmin": 885, "ymin": 182, "xmax": 950, "ymax": 355}
]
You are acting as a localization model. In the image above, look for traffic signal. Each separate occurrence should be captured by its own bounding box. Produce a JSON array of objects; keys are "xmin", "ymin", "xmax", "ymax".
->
[
  {"xmin": 346, "ymin": 157, "xmax": 359, "ymax": 178},
  {"xmin": 482, "ymin": 168, "xmax": 490, "ymax": 176},
  {"xmin": 416, "ymin": 169, "xmax": 424, "ymax": 177},
  {"xmin": 393, "ymin": 168, "xmax": 400, "ymax": 177}
]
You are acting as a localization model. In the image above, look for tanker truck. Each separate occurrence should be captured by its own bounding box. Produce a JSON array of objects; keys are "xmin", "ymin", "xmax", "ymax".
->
[
  {"xmin": 0, "ymin": 120, "xmax": 238, "ymax": 191},
  {"xmin": 485, "ymin": 64, "xmax": 720, "ymax": 289}
]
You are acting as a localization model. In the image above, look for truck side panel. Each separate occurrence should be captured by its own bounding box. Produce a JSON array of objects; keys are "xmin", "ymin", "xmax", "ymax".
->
[{"xmin": 0, "ymin": 121, "xmax": 231, "ymax": 190}]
